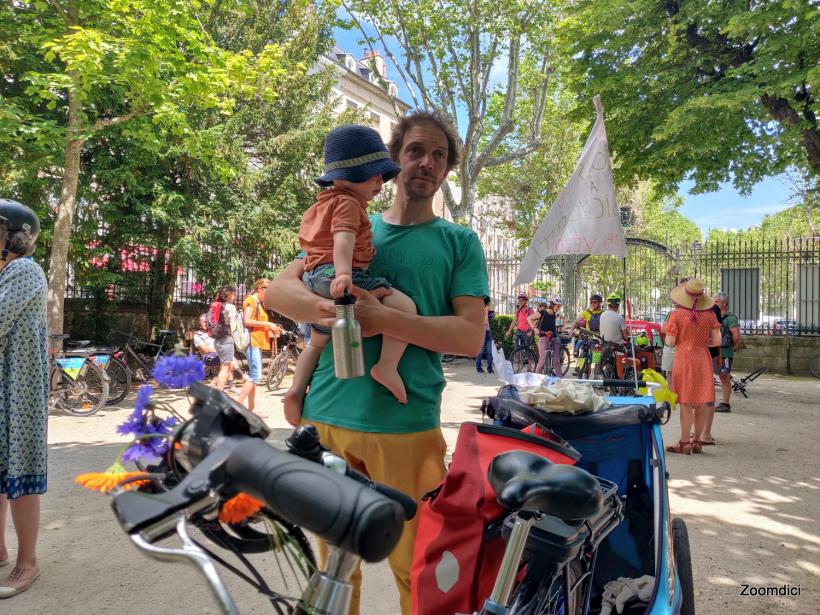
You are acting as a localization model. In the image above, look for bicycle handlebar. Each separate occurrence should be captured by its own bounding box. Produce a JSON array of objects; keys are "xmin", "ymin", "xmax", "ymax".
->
[
  {"xmin": 226, "ymin": 439, "xmax": 406, "ymax": 562},
  {"xmin": 110, "ymin": 382, "xmax": 407, "ymax": 563}
]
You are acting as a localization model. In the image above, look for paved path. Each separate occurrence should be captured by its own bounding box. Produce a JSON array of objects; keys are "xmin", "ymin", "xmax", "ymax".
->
[{"xmin": 3, "ymin": 361, "xmax": 818, "ymax": 614}]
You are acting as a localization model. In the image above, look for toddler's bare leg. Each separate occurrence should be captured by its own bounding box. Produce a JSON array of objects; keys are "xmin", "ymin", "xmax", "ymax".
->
[
  {"xmin": 284, "ymin": 331, "xmax": 329, "ymax": 426},
  {"xmin": 371, "ymin": 289, "xmax": 416, "ymax": 404}
]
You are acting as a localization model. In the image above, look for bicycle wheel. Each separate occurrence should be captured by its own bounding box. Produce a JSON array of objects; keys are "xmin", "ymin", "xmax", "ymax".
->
[
  {"xmin": 559, "ymin": 346, "xmax": 571, "ymax": 376},
  {"xmin": 104, "ymin": 356, "xmax": 131, "ymax": 405},
  {"xmin": 511, "ymin": 348, "xmax": 536, "ymax": 373},
  {"xmin": 55, "ymin": 360, "xmax": 109, "ymax": 417},
  {"xmin": 811, "ymin": 355, "xmax": 820, "ymax": 379},
  {"xmin": 266, "ymin": 353, "xmax": 288, "ymax": 391},
  {"xmin": 744, "ymin": 366, "xmax": 767, "ymax": 382},
  {"xmin": 509, "ymin": 559, "xmax": 585, "ymax": 615}
]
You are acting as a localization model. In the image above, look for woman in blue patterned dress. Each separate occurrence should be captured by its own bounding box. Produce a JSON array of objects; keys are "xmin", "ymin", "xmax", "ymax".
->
[{"xmin": 0, "ymin": 199, "xmax": 48, "ymax": 598}]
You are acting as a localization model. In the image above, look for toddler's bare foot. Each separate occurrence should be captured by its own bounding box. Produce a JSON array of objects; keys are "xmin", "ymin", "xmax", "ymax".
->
[
  {"xmin": 283, "ymin": 387, "xmax": 305, "ymax": 427},
  {"xmin": 371, "ymin": 364, "xmax": 408, "ymax": 404}
]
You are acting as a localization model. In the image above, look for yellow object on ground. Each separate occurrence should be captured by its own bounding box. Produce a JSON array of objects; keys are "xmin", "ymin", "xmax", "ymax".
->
[{"xmin": 639, "ymin": 368, "xmax": 677, "ymax": 407}]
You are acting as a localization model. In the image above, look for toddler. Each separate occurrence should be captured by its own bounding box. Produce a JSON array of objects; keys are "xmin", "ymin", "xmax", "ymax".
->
[{"xmin": 283, "ymin": 124, "xmax": 417, "ymax": 426}]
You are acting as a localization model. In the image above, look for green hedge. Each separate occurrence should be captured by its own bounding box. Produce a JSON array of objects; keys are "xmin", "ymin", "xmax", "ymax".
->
[{"xmin": 491, "ymin": 314, "xmax": 515, "ymax": 357}]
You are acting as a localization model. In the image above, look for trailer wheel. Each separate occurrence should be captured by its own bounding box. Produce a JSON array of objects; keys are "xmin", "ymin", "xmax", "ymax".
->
[{"xmin": 673, "ymin": 517, "xmax": 695, "ymax": 615}]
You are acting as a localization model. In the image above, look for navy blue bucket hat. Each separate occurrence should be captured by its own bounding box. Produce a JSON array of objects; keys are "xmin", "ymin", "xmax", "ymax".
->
[{"xmin": 314, "ymin": 124, "xmax": 401, "ymax": 187}]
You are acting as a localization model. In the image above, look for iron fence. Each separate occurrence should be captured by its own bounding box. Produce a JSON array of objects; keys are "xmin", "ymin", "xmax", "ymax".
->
[{"xmin": 486, "ymin": 236, "xmax": 820, "ymax": 336}]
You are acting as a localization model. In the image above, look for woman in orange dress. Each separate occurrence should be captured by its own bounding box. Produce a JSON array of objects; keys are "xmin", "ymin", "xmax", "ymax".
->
[{"xmin": 664, "ymin": 279, "xmax": 721, "ymax": 454}]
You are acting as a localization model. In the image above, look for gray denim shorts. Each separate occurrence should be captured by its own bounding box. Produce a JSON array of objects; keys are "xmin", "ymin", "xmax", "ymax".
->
[{"xmin": 303, "ymin": 264, "xmax": 391, "ymax": 334}]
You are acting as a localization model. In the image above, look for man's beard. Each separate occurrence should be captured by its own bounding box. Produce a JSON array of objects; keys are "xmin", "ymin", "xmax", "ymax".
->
[{"xmin": 405, "ymin": 175, "xmax": 438, "ymax": 200}]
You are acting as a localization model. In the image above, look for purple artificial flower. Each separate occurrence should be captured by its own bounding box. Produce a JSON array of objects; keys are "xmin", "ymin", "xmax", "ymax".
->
[
  {"xmin": 117, "ymin": 385, "xmax": 154, "ymax": 437},
  {"xmin": 121, "ymin": 442, "xmax": 156, "ymax": 464},
  {"xmin": 151, "ymin": 355, "xmax": 205, "ymax": 389}
]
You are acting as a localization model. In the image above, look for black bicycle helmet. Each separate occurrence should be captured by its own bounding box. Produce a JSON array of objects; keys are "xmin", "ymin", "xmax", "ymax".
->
[
  {"xmin": 0, "ymin": 199, "xmax": 40, "ymax": 261},
  {"xmin": 590, "ymin": 293, "xmax": 603, "ymax": 302},
  {"xmin": 0, "ymin": 199, "xmax": 40, "ymax": 236}
]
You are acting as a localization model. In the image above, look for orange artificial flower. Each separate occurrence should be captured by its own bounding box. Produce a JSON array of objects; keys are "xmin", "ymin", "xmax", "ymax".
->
[
  {"xmin": 219, "ymin": 493, "xmax": 264, "ymax": 524},
  {"xmin": 75, "ymin": 462, "xmax": 150, "ymax": 494}
]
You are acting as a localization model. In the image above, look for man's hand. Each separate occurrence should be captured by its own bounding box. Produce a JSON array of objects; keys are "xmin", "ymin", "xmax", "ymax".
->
[
  {"xmin": 330, "ymin": 273, "xmax": 352, "ymax": 299},
  {"xmin": 313, "ymin": 285, "xmax": 393, "ymax": 332},
  {"xmin": 346, "ymin": 285, "xmax": 390, "ymax": 337}
]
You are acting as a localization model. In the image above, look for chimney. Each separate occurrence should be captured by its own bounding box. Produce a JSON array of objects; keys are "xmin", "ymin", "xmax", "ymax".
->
[{"xmin": 362, "ymin": 49, "xmax": 386, "ymax": 79}]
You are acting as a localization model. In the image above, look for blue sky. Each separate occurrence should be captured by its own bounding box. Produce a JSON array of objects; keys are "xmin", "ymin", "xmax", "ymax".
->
[{"xmin": 333, "ymin": 24, "xmax": 794, "ymax": 237}]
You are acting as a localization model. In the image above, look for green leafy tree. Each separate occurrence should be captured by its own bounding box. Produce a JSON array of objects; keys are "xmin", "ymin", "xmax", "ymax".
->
[
  {"xmin": 342, "ymin": 0, "xmax": 563, "ymax": 221},
  {"xmin": 1, "ymin": 0, "xmax": 287, "ymax": 334},
  {"xmin": 565, "ymin": 0, "xmax": 819, "ymax": 194}
]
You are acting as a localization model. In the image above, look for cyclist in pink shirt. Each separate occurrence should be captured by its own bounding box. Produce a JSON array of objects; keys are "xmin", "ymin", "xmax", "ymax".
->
[{"xmin": 506, "ymin": 293, "xmax": 534, "ymax": 349}]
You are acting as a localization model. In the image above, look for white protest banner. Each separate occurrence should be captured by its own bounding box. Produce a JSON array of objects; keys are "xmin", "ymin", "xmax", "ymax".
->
[{"xmin": 514, "ymin": 96, "xmax": 626, "ymax": 286}]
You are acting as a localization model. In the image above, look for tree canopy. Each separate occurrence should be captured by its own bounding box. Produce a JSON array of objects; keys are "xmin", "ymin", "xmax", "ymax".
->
[{"xmin": 565, "ymin": 0, "xmax": 819, "ymax": 195}]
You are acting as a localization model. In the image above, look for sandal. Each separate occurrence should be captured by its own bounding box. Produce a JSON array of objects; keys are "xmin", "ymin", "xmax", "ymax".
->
[
  {"xmin": 691, "ymin": 440, "xmax": 703, "ymax": 454},
  {"xmin": 666, "ymin": 440, "xmax": 692, "ymax": 455},
  {"xmin": 700, "ymin": 438, "xmax": 717, "ymax": 446}
]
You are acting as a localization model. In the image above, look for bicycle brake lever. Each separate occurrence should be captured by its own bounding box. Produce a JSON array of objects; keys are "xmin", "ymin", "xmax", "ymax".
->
[{"xmin": 131, "ymin": 515, "xmax": 239, "ymax": 615}]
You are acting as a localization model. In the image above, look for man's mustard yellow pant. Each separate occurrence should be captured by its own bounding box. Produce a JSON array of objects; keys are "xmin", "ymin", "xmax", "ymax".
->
[{"xmin": 305, "ymin": 421, "xmax": 448, "ymax": 615}]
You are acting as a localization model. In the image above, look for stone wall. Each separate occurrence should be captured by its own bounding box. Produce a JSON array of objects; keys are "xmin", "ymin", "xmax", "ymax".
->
[
  {"xmin": 64, "ymin": 299, "xmax": 207, "ymax": 342},
  {"xmin": 732, "ymin": 335, "xmax": 819, "ymax": 376}
]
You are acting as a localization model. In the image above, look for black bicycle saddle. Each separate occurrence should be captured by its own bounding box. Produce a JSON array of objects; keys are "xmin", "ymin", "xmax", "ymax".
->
[{"xmin": 488, "ymin": 451, "xmax": 603, "ymax": 522}]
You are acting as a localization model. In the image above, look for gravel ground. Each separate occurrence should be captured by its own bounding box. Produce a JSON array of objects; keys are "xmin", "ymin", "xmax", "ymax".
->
[{"xmin": 2, "ymin": 361, "xmax": 818, "ymax": 614}]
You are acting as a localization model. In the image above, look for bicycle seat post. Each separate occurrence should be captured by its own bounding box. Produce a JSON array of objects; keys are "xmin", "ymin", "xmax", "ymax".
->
[{"xmin": 483, "ymin": 512, "xmax": 538, "ymax": 614}]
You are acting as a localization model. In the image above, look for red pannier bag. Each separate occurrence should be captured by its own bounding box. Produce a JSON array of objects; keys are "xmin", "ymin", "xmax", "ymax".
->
[{"xmin": 410, "ymin": 422, "xmax": 580, "ymax": 615}]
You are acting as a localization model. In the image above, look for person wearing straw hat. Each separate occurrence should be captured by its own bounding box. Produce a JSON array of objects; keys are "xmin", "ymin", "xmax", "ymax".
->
[
  {"xmin": 284, "ymin": 124, "xmax": 418, "ymax": 426},
  {"xmin": 663, "ymin": 279, "xmax": 722, "ymax": 454}
]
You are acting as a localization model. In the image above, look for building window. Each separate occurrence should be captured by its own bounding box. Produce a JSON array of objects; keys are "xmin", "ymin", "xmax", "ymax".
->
[
  {"xmin": 346, "ymin": 99, "xmax": 359, "ymax": 109},
  {"xmin": 370, "ymin": 111, "xmax": 380, "ymax": 124}
]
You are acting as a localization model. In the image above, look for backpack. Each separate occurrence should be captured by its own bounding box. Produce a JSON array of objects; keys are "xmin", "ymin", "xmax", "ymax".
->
[
  {"xmin": 410, "ymin": 422, "xmax": 580, "ymax": 615},
  {"xmin": 206, "ymin": 301, "xmax": 231, "ymax": 339},
  {"xmin": 231, "ymin": 308, "xmax": 250, "ymax": 352},
  {"xmin": 589, "ymin": 310, "xmax": 602, "ymax": 332}
]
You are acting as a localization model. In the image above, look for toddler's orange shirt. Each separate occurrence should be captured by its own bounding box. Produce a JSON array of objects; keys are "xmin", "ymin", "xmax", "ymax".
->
[{"xmin": 299, "ymin": 187, "xmax": 376, "ymax": 272}]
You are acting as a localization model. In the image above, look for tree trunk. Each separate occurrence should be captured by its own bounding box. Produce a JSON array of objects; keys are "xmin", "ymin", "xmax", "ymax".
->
[
  {"xmin": 760, "ymin": 93, "xmax": 820, "ymax": 172},
  {"xmin": 47, "ymin": 84, "xmax": 84, "ymax": 336},
  {"xmin": 156, "ymin": 229, "xmax": 181, "ymax": 331}
]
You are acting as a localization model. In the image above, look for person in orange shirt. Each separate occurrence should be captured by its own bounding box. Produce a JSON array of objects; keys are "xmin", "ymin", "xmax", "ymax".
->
[
  {"xmin": 243, "ymin": 278, "xmax": 282, "ymax": 385},
  {"xmin": 283, "ymin": 124, "xmax": 417, "ymax": 426}
]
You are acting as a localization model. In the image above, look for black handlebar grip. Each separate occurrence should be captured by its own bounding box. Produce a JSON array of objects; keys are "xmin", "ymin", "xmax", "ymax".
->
[
  {"xmin": 346, "ymin": 467, "xmax": 417, "ymax": 521},
  {"xmin": 602, "ymin": 379, "xmax": 647, "ymax": 389},
  {"xmin": 225, "ymin": 438, "xmax": 405, "ymax": 562}
]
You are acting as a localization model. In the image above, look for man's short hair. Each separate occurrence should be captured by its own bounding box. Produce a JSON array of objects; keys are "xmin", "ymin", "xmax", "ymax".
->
[
  {"xmin": 388, "ymin": 110, "xmax": 461, "ymax": 172},
  {"xmin": 714, "ymin": 292, "xmax": 729, "ymax": 304}
]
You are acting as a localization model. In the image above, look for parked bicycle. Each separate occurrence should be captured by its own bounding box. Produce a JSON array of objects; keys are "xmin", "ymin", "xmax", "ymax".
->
[
  {"xmin": 64, "ymin": 339, "xmax": 131, "ymax": 405},
  {"xmin": 110, "ymin": 329, "xmax": 178, "ymax": 382},
  {"xmin": 48, "ymin": 334, "xmax": 110, "ymax": 417},
  {"xmin": 266, "ymin": 331, "xmax": 303, "ymax": 391}
]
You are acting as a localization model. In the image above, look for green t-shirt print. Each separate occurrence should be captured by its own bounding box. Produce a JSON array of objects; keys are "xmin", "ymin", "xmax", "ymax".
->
[{"xmin": 302, "ymin": 214, "xmax": 490, "ymax": 434}]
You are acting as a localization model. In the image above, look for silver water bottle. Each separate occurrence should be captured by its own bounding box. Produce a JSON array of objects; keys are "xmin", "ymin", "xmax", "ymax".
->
[{"xmin": 332, "ymin": 293, "xmax": 365, "ymax": 378}]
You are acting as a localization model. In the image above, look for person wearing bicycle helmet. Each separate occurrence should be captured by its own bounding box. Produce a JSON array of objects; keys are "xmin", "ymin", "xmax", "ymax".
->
[
  {"xmin": 572, "ymin": 293, "xmax": 604, "ymax": 354},
  {"xmin": 507, "ymin": 292, "xmax": 534, "ymax": 349},
  {"xmin": 529, "ymin": 295, "xmax": 564, "ymax": 376},
  {"xmin": 599, "ymin": 292, "xmax": 628, "ymax": 343},
  {"xmin": 0, "ymin": 199, "xmax": 48, "ymax": 597}
]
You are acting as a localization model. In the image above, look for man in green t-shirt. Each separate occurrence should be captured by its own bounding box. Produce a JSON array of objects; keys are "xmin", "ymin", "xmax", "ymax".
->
[{"xmin": 266, "ymin": 111, "xmax": 488, "ymax": 615}]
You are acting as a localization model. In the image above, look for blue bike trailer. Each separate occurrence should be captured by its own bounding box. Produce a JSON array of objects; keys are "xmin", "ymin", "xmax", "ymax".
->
[{"xmin": 486, "ymin": 386, "xmax": 694, "ymax": 615}]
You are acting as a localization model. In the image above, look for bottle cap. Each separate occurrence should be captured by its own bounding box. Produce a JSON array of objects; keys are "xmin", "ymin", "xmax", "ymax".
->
[{"xmin": 334, "ymin": 290, "xmax": 356, "ymax": 306}]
